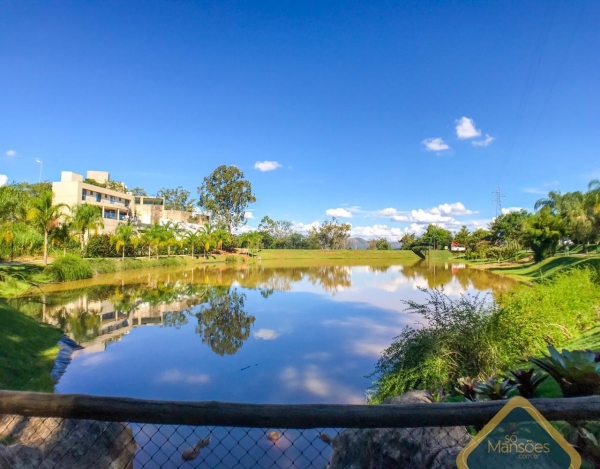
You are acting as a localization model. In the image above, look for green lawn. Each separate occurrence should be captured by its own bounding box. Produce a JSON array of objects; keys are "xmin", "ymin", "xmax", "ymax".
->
[
  {"xmin": 0, "ymin": 263, "xmax": 50, "ymax": 297},
  {"xmin": 488, "ymin": 255, "xmax": 600, "ymax": 281},
  {"xmin": 257, "ymin": 249, "xmax": 454, "ymax": 261},
  {"xmin": 0, "ymin": 301, "xmax": 63, "ymax": 392}
]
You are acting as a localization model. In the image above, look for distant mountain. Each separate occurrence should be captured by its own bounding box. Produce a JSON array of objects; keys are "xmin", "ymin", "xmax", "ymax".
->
[
  {"xmin": 347, "ymin": 237, "xmax": 369, "ymax": 250},
  {"xmin": 347, "ymin": 238, "xmax": 402, "ymax": 250}
]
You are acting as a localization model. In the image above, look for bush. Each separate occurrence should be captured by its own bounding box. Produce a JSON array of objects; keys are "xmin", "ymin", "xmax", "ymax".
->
[
  {"xmin": 225, "ymin": 255, "xmax": 239, "ymax": 263},
  {"xmin": 156, "ymin": 257, "xmax": 186, "ymax": 267},
  {"xmin": 370, "ymin": 267, "xmax": 600, "ymax": 403},
  {"xmin": 87, "ymin": 258, "xmax": 117, "ymax": 275},
  {"xmin": 45, "ymin": 256, "xmax": 93, "ymax": 281},
  {"xmin": 121, "ymin": 258, "xmax": 144, "ymax": 271}
]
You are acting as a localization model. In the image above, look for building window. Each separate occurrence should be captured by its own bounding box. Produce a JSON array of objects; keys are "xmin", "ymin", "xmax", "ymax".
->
[
  {"xmin": 110, "ymin": 196, "xmax": 115, "ymax": 204},
  {"xmin": 96, "ymin": 193, "xmax": 101, "ymax": 203},
  {"xmin": 81, "ymin": 189, "xmax": 86, "ymax": 201}
]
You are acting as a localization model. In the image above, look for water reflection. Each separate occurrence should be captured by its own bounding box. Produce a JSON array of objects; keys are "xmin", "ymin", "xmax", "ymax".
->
[{"xmin": 11, "ymin": 259, "xmax": 513, "ymax": 359}]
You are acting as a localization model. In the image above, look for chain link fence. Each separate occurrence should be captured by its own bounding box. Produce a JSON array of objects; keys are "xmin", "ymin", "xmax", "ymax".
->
[{"xmin": 1, "ymin": 391, "xmax": 599, "ymax": 468}]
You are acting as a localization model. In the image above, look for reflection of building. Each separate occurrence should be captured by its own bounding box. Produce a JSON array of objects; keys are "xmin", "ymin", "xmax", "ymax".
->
[
  {"xmin": 43, "ymin": 294, "xmax": 196, "ymax": 353},
  {"xmin": 52, "ymin": 170, "xmax": 208, "ymax": 234}
]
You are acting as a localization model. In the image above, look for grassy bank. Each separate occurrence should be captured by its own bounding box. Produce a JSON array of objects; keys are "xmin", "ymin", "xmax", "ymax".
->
[
  {"xmin": 0, "ymin": 255, "xmax": 231, "ymax": 296},
  {"xmin": 0, "ymin": 301, "xmax": 63, "ymax": 392},
  {"xmin": 257, "ymin": 249, "xmax": 453, "ymax": 261},
  {"xmin": 371, "ymin": 267, "xmax": 600, "ymax": 403},
  {"xmin": 487, "ymin": 255, "xmax": 600, "ymax": 281}
]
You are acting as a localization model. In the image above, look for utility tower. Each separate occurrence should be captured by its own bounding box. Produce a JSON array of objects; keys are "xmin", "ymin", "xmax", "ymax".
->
[{"xmin": 492, "ymin": 185, "xmax": 505, "ymax": 217}]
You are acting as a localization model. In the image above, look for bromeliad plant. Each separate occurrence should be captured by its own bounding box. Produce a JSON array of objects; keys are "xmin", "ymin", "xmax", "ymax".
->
[
  {"xmin": 528, "ymin": 346, "xmax": 600, "ymax": 397},
  {"xmin": 424, "ymin": 387, "xmax": 448, "ymax": 403},
  {"xmin": 474, "ymin": 377, "xmax": 520, "ymax": 400},
  {"xmin": 456, "ymin": 377, "xmax": 478, "ymax": 402},
  {"xmin": 505, "ymin": 368, "xmax": 548, "ymax": 399}
]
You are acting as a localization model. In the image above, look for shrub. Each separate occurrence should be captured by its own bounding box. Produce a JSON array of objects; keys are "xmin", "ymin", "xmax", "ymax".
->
[
  {"xmin": 156, "ymin": 257, "xmax": 185, "ymax": 267},
  {"xmin": 529, "ymin": 347, "xmax": 600, "ymax": 397},
  {"xmin": 87, "ymin": 258, "xmax": 117, "ymax": 275},
  {"xmin": 504, "ymin": 369, "xmax": 548, "ymax": 398},
  {"xmin": 45, "ymin": 256, "xmax": 93, "ymax": 281},
  {"xmin": 370, "ymin": 289, "xmax": 501, "ymax": 403},
  {"xmin": 225, "ymin": 255, "xmax": 239, "ymax": 263},
  {"xmin": 121, "ymin": 258, "xmax": 144, "ymax": 271},
  {"xmin": 370, "ymin": 268, "xmax": 600, "ymax": 403}
]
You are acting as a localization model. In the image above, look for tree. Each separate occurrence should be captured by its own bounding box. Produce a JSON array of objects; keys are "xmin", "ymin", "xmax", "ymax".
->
[
  {"xmin": 398, "ymin": 232, "xmax": 417, "ymax": 250},
  {"xmin": 110, "ymin": 219, "xmax": 140, "ymax": 259},
  {"xmin": 453, "ymin": 226, "xmax": 471, "ymax": 247},
  {"xmin": 421, "ymin": 224, "xmax": 452, "ymax": 250},
  {"xmin": 308, "ymin": 218, "xmax": 351, "ymax": 249},
  {"xmin": 51, "ymin": 220, "xmax": 75, "ymax": 257},
  {"xmin": 534, "ymin": 191, "xmax": 563, "ymax": 214},
  {"xmin": 0, "ymin": 183, "xmax": 28, "ymax": 261},
  {"xmin": 27, "ymin": 191, "xmax": 67, "ymax": 265},
  {"xmin": 183, "ymin": 229, "xmax": 203, "ymax": 258},
  {"xmin": 158, "ymin": 186, "xmax": 196, "ymax": 211},
  {"xmin": 197, "ymin": 165, "xmax": 256, "ymax": 233},
  {"xmin": 368, "ymin": 238, "xmax": 391, "ymax": 250},
  {"xmin": 488, "ymin": 210, "xmax": 529, "ymax": 246},
  {"xmin": 141, "ymin": 222, "xmax": 165, "ymax": 259},
  {"xmin": 523, "ymin": 206, "xmax": 562, "ymax": 262},
  {"xmin": 129, "ymin": 187, "xmax": 147, "ymax": 196},
  {"xmin": 199, "ymin": 222, "xmax": 216, "ymax": 257},
  {"xmin": 71, "ymin": 204, "xmax": 104, "ymax": 256}
]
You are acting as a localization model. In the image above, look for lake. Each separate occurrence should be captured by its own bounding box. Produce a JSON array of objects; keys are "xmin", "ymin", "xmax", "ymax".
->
[{"xmin": 13, "ymin": 258, "xmax": 515, "ymax": 404}]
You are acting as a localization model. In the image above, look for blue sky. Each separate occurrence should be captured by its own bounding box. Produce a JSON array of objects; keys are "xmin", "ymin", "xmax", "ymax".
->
[{"xmin": 1, "ymin": 1, "xmax": 599, "ymax": 239}]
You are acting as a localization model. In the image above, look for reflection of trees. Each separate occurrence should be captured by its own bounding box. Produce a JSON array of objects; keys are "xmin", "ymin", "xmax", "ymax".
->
[
  {"xmin": 50, "ymin": 307, "xmax": 102, "ymax": 343},
  {"xmin": 162, "ymin": 311, "xmax": 189, "ymax": 329},
  {"xmin": 194, "ymin": 288, "xmax": 255, "ymax": 356},
  {"xmin": 367, "ymin": 265, "xmax": 391, "ymax": 274}
]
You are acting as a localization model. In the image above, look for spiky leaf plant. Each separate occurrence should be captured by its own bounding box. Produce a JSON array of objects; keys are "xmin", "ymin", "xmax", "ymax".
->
[
  {"xmin": 456, "ymin": 377, "xmax": 478, "ymax": 402},
  {"xmin": 505, "ymin": 368, "xmax": 548, "ymax": 399},
  {"xmin": 424, "ymin": 387, "xmax": 448, "ymax": 403},
  {"xmin": 474, "ymin": 377, "xmax": 520, "ymax": 400},
  {"xmin": 528, "ymin": 347, "xmax": 600, "ymax": 397}
]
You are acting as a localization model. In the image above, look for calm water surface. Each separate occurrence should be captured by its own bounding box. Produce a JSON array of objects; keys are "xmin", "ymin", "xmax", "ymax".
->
[{"xmin": 15, "ymin": 259, "xmax": 514, "ymax": 404}]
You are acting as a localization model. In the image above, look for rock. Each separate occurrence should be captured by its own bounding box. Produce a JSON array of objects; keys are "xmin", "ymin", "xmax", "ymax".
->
[
  {"xmin": 0, "ymin": 444, "xmax": 52, "ymax": 469},
  {"xmin": 329, "ymin": 391, "xmax": 471, "ymax": 469},
  {"xmin": 0, "ymin": 415, "xmax": 136, "ymax": 469}
]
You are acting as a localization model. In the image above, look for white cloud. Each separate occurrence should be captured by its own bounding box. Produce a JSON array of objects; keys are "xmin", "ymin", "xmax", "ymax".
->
[
  {"xmin": 0, "ymin": 175, "xmax": 7, "ymax": 186},
  {"xmin": 472, "ymin": 134, "xmax": 495, "ymax": 147},
  {"xmin": 156, "ymin": 370, "xmax": 210, "ymax": 384},
  {"xmin": 391, "ymin": 215, "xmax": 410, "ymax": 222},
  {"xmin": 376, "ymin": 207, "xmax": 400, "ymax": 217},
  {"xmin": 410, "ymin": 209, "xmax": 454, "ymax": 223},
  {"xmin": 6, "ymin": 150, "xmax": 16, "ymax": 157},
  {"xmin": 291, "ymin": 221, "xmax": 320, "ymax": 234},
  {"xmin": 244, "ymin": 211, "xmax": 254, "ymax": 219},
  {"xmin": 351, "ymin": 224, "xmax": 409, "ymax": 240},
  {"xmin": 501, "ymin": 207, "xmax": 524, "ymax": 214},
  {"xmin": 422, "ymin": 137, "xmax": 450, "ymax": 152},
  {"xmin": 430, "ymin": 202, "xmax": 474, "ymax": 216},
  {"xmin": 455, "ymin": 117, "xmax": 481, "ymax": 139},
  {"xmin": 325, "ymin": 208, "xmax": 353, "ymax": 218},
  {"xmin": 254, "ymin": 160, "xmax": 282, "ymax": 172},
  {"xmin": 254, "ymin": 329, "xmax": 280, "ymax": 340}
]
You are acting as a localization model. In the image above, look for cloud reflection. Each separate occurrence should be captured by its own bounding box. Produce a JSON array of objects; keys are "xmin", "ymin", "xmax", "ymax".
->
[
  {"xmin": 156, "ymin": 369, "xmax": 210, "ymax": 384},
  {"xmin": 253, "ymin": 329, "xmax": 281, "ymax": 340},
  {"xmin": 279, "ymin": 365, "xmax": 364, "ymax": 404}
]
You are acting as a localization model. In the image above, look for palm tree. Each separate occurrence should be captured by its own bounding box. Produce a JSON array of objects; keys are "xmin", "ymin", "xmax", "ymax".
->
[
  {"xmin": 534, "ymin": 190, "xmax": 563, "ymax": 214},
  {"xmin": 27, "ymin": 191, "xmax": 67, "ymax": 265},
  {"xmin": 183, "ymin": 229, "xmax": 203, "ymax": 258},
  {"xmin": 142, "ymin": 222, "xmax": 165, "ymax": 259},
  {"xmin": 71, "ymin": 204, "xmax": 104, "ymax": 256},
  {"xmin": 111, "ymin": 219, "xmax": 140, "ymax": 259},
  {"xmin": 51, "ymin": 220, "xmax": 75, "ymax": 257},
  {"xmin": 161, "ymin": 221, "xmax": 184, "ymax": 256},
  {"xmin": 200, "ymin": 222, "xmax": 216, "ymax": 258}
]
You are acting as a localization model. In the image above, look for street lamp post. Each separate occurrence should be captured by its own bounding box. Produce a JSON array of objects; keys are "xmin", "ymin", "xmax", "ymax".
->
[{"xmin": 35, "ymin": 158, "xmax": 43, "ymax": 182}]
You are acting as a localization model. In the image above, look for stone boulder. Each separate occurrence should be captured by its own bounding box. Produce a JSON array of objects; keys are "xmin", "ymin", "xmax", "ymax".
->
[
  {"xmin": 0, "ymin": 415, "xmax": 136, "ymax": 469},
  {"xmin": 329, "ymin": 391, "xmax": 471, "ymax": 469}
]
